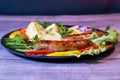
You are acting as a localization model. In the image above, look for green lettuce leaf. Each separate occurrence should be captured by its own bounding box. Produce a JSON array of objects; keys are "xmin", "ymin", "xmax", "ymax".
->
[{"xmin": 92, "ymin": 29, "xmax": 119, "ymax": 45}]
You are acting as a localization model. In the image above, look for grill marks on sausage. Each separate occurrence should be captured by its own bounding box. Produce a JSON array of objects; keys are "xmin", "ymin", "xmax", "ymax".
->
[
  {"xmin": 34, "ymin": 40, "xmax": 93, "ymax": 52},
  {"xmin": 63, "ymin": 30, "xmax": 105, "ymax": 40}
]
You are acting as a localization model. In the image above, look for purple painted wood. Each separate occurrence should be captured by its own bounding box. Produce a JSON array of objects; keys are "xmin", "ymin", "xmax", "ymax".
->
[{"xmin": 0, "ymin": 14, "xmax": 120, "ymax": 80}]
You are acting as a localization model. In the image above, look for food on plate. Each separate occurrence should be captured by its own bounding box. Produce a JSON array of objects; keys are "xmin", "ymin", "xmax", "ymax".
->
[{"xmin": 3, "ymin": 21, "xmax": 119, "ymax": 57}]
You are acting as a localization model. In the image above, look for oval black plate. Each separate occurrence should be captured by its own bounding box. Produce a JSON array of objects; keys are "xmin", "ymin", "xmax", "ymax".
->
[{"xmin": 1, "ymin": 29, "xmax": 114, "ymax": 62}]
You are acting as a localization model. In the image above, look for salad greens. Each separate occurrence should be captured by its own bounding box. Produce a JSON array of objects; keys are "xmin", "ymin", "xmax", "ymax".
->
[
  {"xmin": 32, "ymin": 35, "xmax": 42, "ymax": 45},
  {"xmin": 72, "ymin": 45, "xmax": 107, "ymax": 58},
  {"xmin": 92, "ymin": 29, "xmax": 119, "ymax": 45},
  {"xmin": 59, "ymin": 24, "xmax": 73, "ymax": 37}
]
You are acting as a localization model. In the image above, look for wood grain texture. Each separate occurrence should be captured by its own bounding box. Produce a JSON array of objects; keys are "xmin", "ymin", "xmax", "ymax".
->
[{"xmin": 0, "ymin": 14, "xmax": 120, "ymax": 80}]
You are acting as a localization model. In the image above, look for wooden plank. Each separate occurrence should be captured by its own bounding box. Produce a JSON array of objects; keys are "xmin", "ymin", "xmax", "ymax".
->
[{"xmin": 0, "ymin": 59, "xmax": 120, "ymax": 80}]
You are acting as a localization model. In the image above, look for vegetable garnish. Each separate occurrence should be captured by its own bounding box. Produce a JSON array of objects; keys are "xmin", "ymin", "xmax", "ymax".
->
[
  {"xmin": 46, "ymin": 50, "xmax": 80, "ymax": 56},
  {"xmin": 2, "ymin": 21, "xmax": 119, "ymax": 58},
  {"xmin": 20, "ymin": 28, "xmax": 26, "ymax": 36},
  {"xmin": 9, "ymin": 30, "xmax": 20, "ymax": 38},
  {"xmin": 59, "ymin": 24, "xmax": 72, "ymax": 37},
  {"xmin": 72, "ymin": 45, "xmax": 113, "ymax": 58},
  {"xmin": 25, "ymin": 50, "xmax": 54, "ymax": 55}
]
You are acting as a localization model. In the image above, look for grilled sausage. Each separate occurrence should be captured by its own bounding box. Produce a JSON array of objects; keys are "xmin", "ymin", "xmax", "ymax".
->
[
  {"xmin": 63, "ymin": 30, "xmax": 105, "ymax": 40},
  {"xmin": 33, "ymin": 39, "xmax": 93, "ymax": 52}
]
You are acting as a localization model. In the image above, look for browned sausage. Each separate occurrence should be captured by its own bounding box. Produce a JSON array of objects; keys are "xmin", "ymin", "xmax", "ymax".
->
[
  {"xmin": 33, "ymin": 40, "xmax": 93, "ymax": 52},
  {"xmin": 63, "ymin": 30, "xmax": 105, "ymax": 40}
]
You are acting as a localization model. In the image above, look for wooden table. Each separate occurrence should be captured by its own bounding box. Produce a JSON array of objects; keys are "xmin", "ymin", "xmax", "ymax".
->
[{"xmin": 0, "ymin": 14, "xmax": 120, "ymax": 80}]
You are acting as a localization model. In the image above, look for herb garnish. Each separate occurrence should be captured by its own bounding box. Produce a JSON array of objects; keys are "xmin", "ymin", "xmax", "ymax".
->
[{"xmin": 59, "ymin": 24, "xmax": 73, "ymax": 37}]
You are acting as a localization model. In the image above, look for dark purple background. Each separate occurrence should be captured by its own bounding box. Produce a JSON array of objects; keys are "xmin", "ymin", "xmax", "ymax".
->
[{"xmin": 0, "ymin": 0, "xmax": 120, "ymax": 15}]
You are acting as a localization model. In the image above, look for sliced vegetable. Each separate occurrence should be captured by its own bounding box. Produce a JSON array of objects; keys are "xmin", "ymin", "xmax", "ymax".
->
[
  {"xmin": 25, "ymin": 50, "xmax": 54, "ymax": 55},
  {"xmin": 46, "ymin": 50, "xmax": 79, "ymax": 56},
  {"xmin": 20, "ymin": 28, "xmax": 29, "ymax": 41},
  {"xmin": 9, "ymin": 30, "xmax": 20, "ymax": 38},
  {"xmin": 26, "ymin": 22, "xmax": 46, "ymax": 40},
  {"xmin": 106, "ymin": 44, "xmax": 113, "ymax": 49},
  {"xmin": 20, "ymin": 28, "xmax": 26, "ymax": 36},
  {"xmin": 44, "ymin": 32, "xmax": 62, "ymax": 41},
  {"xmin": 70, "ymin": 29, "xmax": 82, "ymax": 34},
  {"xmin": 79, "ymin": 45, "xmax": 99, "ymax": 52}
]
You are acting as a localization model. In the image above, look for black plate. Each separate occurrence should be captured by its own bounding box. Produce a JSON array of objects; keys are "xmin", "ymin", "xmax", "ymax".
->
[{"xmin": 1, "ymin": 29, "xmax": 115, "ymax": 62}]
